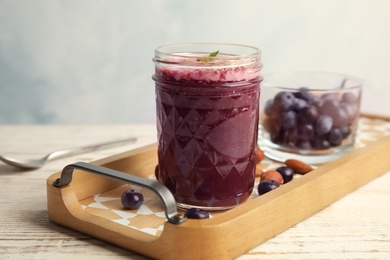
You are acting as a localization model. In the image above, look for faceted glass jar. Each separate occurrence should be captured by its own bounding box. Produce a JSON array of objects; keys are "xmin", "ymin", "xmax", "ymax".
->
[
  {"xmin": 152, "ymin": 43, "xmax": 262, "ymax": 210},
  {"xmin": 259, "ymin": 71, "xmax": 362, "ymax": 164}
]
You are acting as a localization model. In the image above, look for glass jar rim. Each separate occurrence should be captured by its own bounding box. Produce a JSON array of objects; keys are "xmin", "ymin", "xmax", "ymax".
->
[
  {"xmin": 154, "ymin": 42, "xmax": 261, "ymax": 68},
  {"xmin": 262, "ymin": 70, "xmax": 363, "ymax": 91}
]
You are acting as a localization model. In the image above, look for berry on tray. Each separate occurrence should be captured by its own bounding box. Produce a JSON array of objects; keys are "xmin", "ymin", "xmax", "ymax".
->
[
  {"xmin": 185, "ymin": 208, "xmax": 210, "ymax": 219},
  {"xmin": 121, "ymin": 189, "xmax": 144, "ymax": 210},
  {"xmin": 257, "ymin": 179, "xmax": 280, "ymax": 195},
  {"xmin": 275, "ymin": 166, "xmax": 295, "ymax": 183}
]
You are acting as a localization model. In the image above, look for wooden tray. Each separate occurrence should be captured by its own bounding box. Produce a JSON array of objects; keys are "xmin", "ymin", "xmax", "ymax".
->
[{"xmin": 46, "ymin": 115, "xmax": 390, "ymax": 259}]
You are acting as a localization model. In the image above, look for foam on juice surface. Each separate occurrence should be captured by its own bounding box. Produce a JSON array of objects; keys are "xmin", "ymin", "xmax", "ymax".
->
[{"xmin": 155, "ymin": 55, "xmax": 261, "ymax": 83}]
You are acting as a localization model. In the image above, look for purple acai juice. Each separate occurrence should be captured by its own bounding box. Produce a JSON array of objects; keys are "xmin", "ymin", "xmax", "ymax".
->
[{"xmin": 153, "ymin": 44, "xmax": 262, "ymax": 210}]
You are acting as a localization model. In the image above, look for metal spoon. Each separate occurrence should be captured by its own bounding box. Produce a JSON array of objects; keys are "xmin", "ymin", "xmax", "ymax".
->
[{"xmin": 0, "ymin": 137, "xmax": 137, "ymax": 170}]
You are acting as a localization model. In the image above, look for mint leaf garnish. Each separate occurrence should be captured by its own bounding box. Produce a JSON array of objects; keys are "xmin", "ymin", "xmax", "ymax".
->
[
  {"xmin": 199, "ymin": 50, "xmax": 220, "ymax": 62},
  {"xmin": 209, "ymin": 50, "xmax": 219, "ymax": 57}
]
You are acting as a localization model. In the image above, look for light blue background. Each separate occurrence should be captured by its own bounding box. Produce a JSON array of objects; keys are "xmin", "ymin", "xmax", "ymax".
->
[{"xmin": 1, "ymin": 0, "xmax": 389, "ymax": 124}]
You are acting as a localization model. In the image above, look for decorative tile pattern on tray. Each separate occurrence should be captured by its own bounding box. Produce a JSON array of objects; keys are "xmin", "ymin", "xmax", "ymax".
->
[
  {"xmin": 79, "ymin": 117, "xmax": 390, "ymax": 237},
  {"xmin": 80, "ymin": 184, "xmax": 167, "ymax": 236},
  {"xmin": 357, "ymin": 117, "xmax": 390, "ymax": 147}
]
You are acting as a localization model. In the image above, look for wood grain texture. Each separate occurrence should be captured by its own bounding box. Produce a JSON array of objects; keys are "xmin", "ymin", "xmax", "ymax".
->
[{"xmin": 1, "ymin": 124, "xmax": 390, "ymax": 259}]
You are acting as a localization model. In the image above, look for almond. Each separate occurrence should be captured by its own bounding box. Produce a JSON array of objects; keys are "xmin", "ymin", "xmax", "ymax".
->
[
  {"xmin": 255, "ymin": 147, "xmax": 265, "ymax": 164},
  {"xmin": 285, "ymin": 159, "xmax": 313, "ymax": 174},
  {"xmin": 255, "ymin": 167, "xmax": 263, "ymax": 178},
  {"xmin": 260, "ymin": 170, "xmax": 284, "ymax": 185}
]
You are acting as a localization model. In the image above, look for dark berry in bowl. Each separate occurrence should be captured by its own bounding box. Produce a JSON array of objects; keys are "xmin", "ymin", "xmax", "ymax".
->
[
  {"xmin": 276, "ymin": 166, "xmax": 294, "ymax": 183},
  {"xmin": 264, "ymin": 99, "xmax": 276, "ymax": 117},
  {"xmin": 293, "ymin": 87, "xmax": 315, "ymax": 102},
  {"xmin": 185, "ymin": 208, "xmax": 210, "ymax": 219},
  {"xmin": 342, "ymin": 92, "xmax": 358, "ymax": 104},
  {"xmin": 297, "ymin": 124, "xmax": 314, "ymax": 141},
  {"xmin": 340, "ymin": 126, "xmax": 351, "ymax": 138},
  {"xmin": 282, "ymin": 111, "xmax": 297, "ymax": 129},
  {"xmin": 273, "ymin": 91, "xmax": 295, "ymax": 111},
  {"xmin": 257, "ymin": 179, "xmax": 280, "ymax": 195},
  {"xmin": 328, "ymin": 128, "xmax": 343, "ymax": 147},
  {"xmin": 121, "ymin": 189, "xmax": 144, "ymax": 210},
  {"xmin": 291, "ymin": 98, "xmax": 308, "ymax": 111},
  {"xmin": 311, "ymin": 137, "xmax": 331, "ymax": 150},
  {"xmin": 315, "ymin": 115, "xmax": 333, "ymax": 136},
  {"xmin": 299, "ymin": 105, "xmax": 319, "ymax": 124}
]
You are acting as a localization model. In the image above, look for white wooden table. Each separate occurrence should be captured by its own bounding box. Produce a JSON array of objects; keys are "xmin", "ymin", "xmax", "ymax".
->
[{"xmin": 1, "ymin": 124, "xmax": 389, "ymax": 259}]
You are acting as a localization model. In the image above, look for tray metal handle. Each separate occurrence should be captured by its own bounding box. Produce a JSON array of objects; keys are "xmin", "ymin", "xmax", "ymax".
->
[{"xmin": 52, "ymin": 161, "xmax": 187, "ymax": 224}]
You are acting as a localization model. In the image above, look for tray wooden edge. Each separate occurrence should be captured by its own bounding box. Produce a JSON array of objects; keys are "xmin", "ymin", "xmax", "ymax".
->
[{"xmin": 46, "ymin": 117, "xmax": 390, "ymax": 259}]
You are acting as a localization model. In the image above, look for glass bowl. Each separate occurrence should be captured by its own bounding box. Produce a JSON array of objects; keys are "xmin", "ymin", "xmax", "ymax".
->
[{"xmin": 258, "ymin": 71, "xmax": 363, "ymax": 164}]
